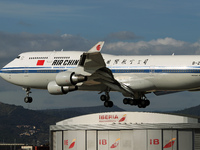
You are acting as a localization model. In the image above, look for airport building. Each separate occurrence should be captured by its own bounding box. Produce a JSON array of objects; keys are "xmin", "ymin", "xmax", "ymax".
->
[{"xmin": 50, "ymin": 112, "xmax": 200, "ymax": 150}]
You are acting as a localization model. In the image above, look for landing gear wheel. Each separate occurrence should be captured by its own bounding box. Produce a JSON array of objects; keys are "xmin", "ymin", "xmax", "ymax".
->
[
  {"xmin": 28, "ymin": 97, "xmax": 33, "ymax": 103},
  {"xmin": 137, "ymin": 99, "xmax": 150, "ymax": 108},
  {"xmin": 24, "ymin": 97, "xmax": 29, "ymax": 103},
  {"xmin": 104, "ymin": 101, "xmax": 113, "ymax": 107},
  {"xmin": 100, "ymin": 95, "xmax": 110, "ymax": 101},
  {"xmin": 100, "ymin": 89, "xmax": 113, "ymax": 108},
  {"xmin": 138, "ymin": 104, "xmax": 143, "ymax": 108},
  {"xmin": 108, "ymin": 101, "xmax": 113, "ymax": 107},
  {"xmin": 24, "ymin": 97, "xmax": 33, "ymax": 103},
  {"xmin": 23, "ymin": 88, "xmax": 33, "ymax": 103},
  {"xmin": 145, "ymin": 100, "xmax": 150, "ymax": 106},
  {"xmin": 123, "ymin": 98, "xmax": 129, "ymax": 104},
  {"xmin": 129, "ymin": 99, "xmax": 135, "ymax": 105},
  {"xmin": 123, "ymin": 94, "xmax": 150, "ymax": 108},
  {"xmin": 130, "ymin": 99, "xmax": 138, "ymax": 105},
  {"xmin": 123, "ymin": 98, "xmax": 138, "ymax": 105},
  {"xmin": 141, "ymin": 100, "xmax": 146, "ymax": 106}
]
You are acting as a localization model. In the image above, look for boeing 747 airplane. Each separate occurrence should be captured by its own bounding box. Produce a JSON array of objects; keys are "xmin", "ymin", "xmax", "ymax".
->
[{"xmin": 1, "ymin": 41, "xmax": 200, "ymax": 108}]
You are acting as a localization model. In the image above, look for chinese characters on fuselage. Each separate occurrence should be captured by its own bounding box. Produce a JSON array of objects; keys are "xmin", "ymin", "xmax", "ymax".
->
[
  {"xmin": 107, "ymin": 59, "xmax": 149, "ymax": 65},
  {"xmin": 51, "ymin": 58, "xmax": 149, "ymax": 66}
]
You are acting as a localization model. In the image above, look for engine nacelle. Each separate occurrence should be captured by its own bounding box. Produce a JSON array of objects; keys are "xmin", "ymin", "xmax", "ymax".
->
[
  {"xmin": 56, "ymin": 71, "xmax": 87, "ymax": 86},
  {"xmin": 47, "ymin": 81, "xmax": 78, "ymax": 95}
]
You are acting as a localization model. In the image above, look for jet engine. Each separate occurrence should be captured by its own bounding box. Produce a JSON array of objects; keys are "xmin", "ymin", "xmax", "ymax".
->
[
  {"xmin": 47, "ymin": 81, "xmax": 78, "ymax": 95},
  {"xmin": 56, "ymin": 71, "xmax": 87, "ymax": 86}
]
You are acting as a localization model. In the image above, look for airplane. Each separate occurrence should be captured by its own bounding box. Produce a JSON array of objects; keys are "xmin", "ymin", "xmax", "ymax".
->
[{"xmin": 1, "ymin": 41, "xmax": 200, "ymax": 108}]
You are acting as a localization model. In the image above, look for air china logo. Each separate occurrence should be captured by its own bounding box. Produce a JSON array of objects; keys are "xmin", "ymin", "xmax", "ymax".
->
[
  {"xmin": 96, "ymin": 44, "xmax": 101, "ymax": 51},
  {"xmin": 64, "ymin": 139, "xmax": 76, "ymax": 149},
  {"xmin": 99, "ymin": 114, "xmax": 127, "ymax": 123},
  {"xmin": 163, "ymin": 138, "xmax": 176, "ymax": 149},
  {"xmin": 110, "ymin": 138, "xmax": 120, "ymax": 148},
  {"xmin": 37, "ymin": 60, "xmax": 45, "ymax": 66}
]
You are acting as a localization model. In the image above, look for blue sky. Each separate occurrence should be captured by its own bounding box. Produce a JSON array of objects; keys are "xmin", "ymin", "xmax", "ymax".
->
[
  {"xmin": 1, "ymin": 0, "xmax": 200, "ymax": 41},
  {"xmin": 1, "ymin": 0, "xmax": 200, "ymax": 111}
]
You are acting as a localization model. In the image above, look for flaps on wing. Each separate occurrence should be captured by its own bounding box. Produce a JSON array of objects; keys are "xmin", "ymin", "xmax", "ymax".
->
[{"xmin": 93, "ymin": 67, "xmax": 134, "ymax": 97}]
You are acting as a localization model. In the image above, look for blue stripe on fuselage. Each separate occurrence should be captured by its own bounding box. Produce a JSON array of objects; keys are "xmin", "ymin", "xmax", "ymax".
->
[{"xmin": 1, "ymin": 66, "xmax": 200, "ymax": 74}]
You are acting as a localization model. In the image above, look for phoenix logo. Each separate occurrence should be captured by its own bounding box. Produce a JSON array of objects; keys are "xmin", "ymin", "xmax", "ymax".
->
[
  {"xmin": 110, "ymin": 138, "xmax": 120, "ymax": 148},
  {"xmin": 69, "ymin": 139, "xmax": 76, "ymax": 149},
  {"xmin": 96, "ymin": 44, "xmax": 101, "ymax": 51},
  {"xmin": 163, "ymin": 138, "xmax": 176, "ymax": 149}
]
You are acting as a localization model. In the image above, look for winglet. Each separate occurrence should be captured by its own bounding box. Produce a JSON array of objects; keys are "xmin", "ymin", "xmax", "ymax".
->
[{"xmin": 88, "ymin": 41, "xmax": 104, "ymax": 53}]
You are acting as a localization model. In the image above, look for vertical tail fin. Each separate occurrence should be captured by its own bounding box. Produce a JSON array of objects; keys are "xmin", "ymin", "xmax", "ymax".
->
[{"xmin": 88, "ymin": 41, "xmax": 104, "ymax": 53}]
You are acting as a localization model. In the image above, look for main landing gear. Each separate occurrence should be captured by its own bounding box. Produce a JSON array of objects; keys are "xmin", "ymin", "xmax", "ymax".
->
[
  {"xmin": 23, "ymin": 88, "xmax": 33, "ymax": 103},
  {"xmin": 100, "ymin": 91, "xmax": 150, "ymax": 108},
  {"xmin": 122, "ymin": 93, "xmax": 150, "ymax": 108},
  {"xmin": 100, "ymin": 91, "xmax": 113, "ymax": 108},
  {"xmin": 123, "ymin": 97, "xmax": 150, "ymax": 108}
]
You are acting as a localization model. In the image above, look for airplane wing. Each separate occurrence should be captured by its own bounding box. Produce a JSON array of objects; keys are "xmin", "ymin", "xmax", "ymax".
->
[
  {"xmin": 69, "ymin": 41, "xmax": 106, "ymax": 75},
  {"xmin": 94, "ymin": 68, "xmax": 134, "ymax": 96},
  {"xmin": 69, "ymin": 41, "xmax": 135, "ymax": 97},
  {"xmin": 78, "ymin": 41, "xmax": 106, "ymax": 73}
]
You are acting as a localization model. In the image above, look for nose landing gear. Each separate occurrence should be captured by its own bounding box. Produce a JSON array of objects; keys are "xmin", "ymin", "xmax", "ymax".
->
[{"xmin": 23, "ymin": 88, "xmax": 33, "ymax": 103}]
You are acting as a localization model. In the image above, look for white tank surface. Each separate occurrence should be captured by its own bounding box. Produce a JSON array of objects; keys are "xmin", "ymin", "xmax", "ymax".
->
[{"xmin": 56, "ymin": 112, "xmax": 198, "ymax": 125}]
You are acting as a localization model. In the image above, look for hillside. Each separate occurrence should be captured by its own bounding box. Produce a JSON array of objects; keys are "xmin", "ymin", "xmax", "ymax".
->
[
  {"xmin": 39, "ymin": 105, "xmax": 124, "ymax": 120},
  {"xmin": 173, "ymin": 104, "xmax": 200, "ymax": 117},
  {"xmin": 0, "ymin": 102, "xmax": 124, "ymax": 145},
  {"xmin": 0, "ymin": 101, "xmax": 200, "ymax": 145},
  {"xmin": 0, "ymin": 102, "xmax": 60, "ymax": 145}
]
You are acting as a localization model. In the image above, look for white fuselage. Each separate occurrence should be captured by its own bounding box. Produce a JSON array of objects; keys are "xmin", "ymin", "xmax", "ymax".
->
[{"xmin": 1, "ymin": 51, "xmax": 200, "ymax": 92}]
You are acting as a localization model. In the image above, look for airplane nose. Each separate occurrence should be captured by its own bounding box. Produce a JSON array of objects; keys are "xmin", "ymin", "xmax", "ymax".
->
[
  {"xmin": 0, "ymin": 68, "xmax": 2, "ymax": 77},
  {"xmin": 0, "ymin": 68, "xmax": 4, "ymax": 78}
]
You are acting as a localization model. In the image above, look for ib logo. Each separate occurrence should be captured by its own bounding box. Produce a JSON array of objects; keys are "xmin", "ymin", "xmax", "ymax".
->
[
  {"xmin": 110, "ymin": 138, "xmax": 120, "ymax": 148},
  {"xmin": 163, "ymin": 138, "xmax": 176, "ymax": 149}
]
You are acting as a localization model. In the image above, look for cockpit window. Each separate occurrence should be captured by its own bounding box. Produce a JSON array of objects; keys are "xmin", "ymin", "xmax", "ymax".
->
[{"xmin": 16, "ymin": 56, "xmax": 20, "ymax": 59}]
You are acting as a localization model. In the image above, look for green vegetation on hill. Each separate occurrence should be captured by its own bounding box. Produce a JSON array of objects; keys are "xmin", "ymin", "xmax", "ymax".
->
[
  {"xmin": 0, "ymin": 102, "xmax": 124, "ymax": 145},
  {"xmin": 0, "ymin": 101, "xmax": 199, "ymax": 145},
  {"xmin": 174, "ymin": 104, "xmax": 200, "ymax": 116}
]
